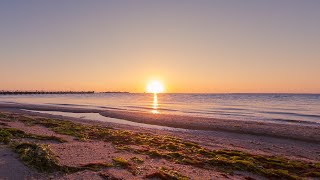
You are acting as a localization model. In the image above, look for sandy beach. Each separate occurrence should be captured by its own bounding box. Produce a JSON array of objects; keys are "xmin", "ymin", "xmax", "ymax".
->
[
  {"xmin": 1, "ymin": 103, "xmax": 319, "ymax": 143},
  {"xmin": 0, "ymin": 103, "xmax": 319, "ymax": 179}
]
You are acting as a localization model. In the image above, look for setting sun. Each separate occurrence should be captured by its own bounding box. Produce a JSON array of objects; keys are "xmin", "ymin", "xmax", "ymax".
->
[{"xmin": 147, "ymin": 81, "xmax": 164, "ymax": 93}]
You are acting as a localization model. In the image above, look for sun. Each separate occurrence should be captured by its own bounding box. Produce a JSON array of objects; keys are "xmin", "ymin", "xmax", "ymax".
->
[{"xmin": 147, "ymin": 80, "xmax": 164, "ymax": 93}]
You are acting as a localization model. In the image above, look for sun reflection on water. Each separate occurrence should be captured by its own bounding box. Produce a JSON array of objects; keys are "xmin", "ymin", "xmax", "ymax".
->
[{"xmin": 151, "ymin": 93, "xmax": 159, "ymax": 114}]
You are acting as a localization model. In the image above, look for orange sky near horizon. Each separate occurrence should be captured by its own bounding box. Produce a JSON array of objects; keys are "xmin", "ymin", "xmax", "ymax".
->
[{"xmin": 0, "ymin": 1, "xmax": 320, "ymax": 93}]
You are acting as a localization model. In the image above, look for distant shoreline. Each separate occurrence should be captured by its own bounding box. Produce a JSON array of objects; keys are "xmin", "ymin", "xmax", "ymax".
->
[{"xmin": 0, "ymin": 91, "xmax": 134, "ymax": 95}]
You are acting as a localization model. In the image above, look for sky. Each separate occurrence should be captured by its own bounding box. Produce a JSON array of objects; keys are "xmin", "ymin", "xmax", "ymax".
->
[{"xmin": 0, "ymin": 1, "xmax": 320, "ymax": 93}]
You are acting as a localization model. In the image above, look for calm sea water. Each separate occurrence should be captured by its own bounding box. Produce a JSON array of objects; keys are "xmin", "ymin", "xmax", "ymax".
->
[{"xmin": 0, "ymin": 93, "xmax": 319, "ymax": 124}]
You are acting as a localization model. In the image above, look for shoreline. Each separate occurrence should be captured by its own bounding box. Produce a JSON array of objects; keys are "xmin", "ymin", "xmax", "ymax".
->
[
  {"xmin": 0, "ymin": 109, "xmax": 319, "ymax": 179},
  {"xmin": 2, "ymin": 107, "xmax": 319, "ymax": 161},
  {"xmin": 0, "ymin": 103, "xmax": 319, "ymax": 143}
]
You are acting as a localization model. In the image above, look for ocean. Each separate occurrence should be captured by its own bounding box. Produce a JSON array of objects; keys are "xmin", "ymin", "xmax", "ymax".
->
[{"xmin": 0, "ymin": 93, "xmax": 319, "ymax": 124}]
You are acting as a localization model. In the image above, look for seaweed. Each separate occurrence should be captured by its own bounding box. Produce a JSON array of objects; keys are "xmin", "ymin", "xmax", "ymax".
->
[
  {"xmin": 0, "ymin": 127, "xmax": 66, "ymax": 143},
  {"xmin": 6, "ymin": 113, "xmax": 320, "ymax": 179},
  {"xmin": 14, "ymin": 142, "xmax": 113, "ymax": 173},
  {"xmin": 145, "ymin": 167, "xmax": 189, "ymax": 180},
  {"xmin": 14, "ymin": 143, "xmax": 60, "ymax": 172},
  {"xmin": 130, "ymin": 156, "xmax": 144, "ymax": 164},
  {"xmin": 112, "ymin": 157, "xmax": 129, "ymax": 167}
]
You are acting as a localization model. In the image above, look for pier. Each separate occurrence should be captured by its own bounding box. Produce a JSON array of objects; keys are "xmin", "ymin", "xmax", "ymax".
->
[{"xmin": 0, "ymin": 91, "xmax": 95, "ymax": 95}]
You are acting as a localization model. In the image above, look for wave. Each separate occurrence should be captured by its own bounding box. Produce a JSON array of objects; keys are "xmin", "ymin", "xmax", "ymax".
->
[
  {"xmin": 259, "ymin": 111, "xmax": 320, "ymax": 119},
  {"xmin": 124, "ymin": 105, "xmax": 179, "ymax": 112}
]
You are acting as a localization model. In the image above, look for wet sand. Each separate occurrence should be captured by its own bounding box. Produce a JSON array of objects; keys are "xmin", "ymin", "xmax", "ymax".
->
[
  {"xmin": 0, "ymin": 145, "xmax": 45, "ymax": 179},
  {"xmin": 1, "ymin": 103, "xmax": 320, "ymax": 161},
  {"xmin": 0, "ymin": 103, "xmax": 320, "ymax": 179},
  {"xmin": 2, "ymin": 106, "xmax": 319, "ymax": 161},
  {"xmin": 0, "ymin": 103, "xmax": 319, "ymax": 143},
  {"xmin": 0, "ymin": 111, "xmax": 251, "ymax": 179}
]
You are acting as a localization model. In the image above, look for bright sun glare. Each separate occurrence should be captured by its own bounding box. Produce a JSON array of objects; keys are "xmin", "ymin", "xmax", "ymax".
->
[{"xmin": 147, "ymin": 81, "xmax": 164, "ymax": 93}]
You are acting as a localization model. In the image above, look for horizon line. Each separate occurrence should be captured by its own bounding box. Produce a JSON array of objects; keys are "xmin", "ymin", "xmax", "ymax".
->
[{"xmin": 0, "ymin": 90, "xmax": 319, "ymax": 95}]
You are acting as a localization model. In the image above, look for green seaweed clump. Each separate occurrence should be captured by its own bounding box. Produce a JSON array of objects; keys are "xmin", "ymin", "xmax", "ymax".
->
[
  {"xmin": 13, "ymin": 142, "xmax": 112, "ymax": 173},
  {"xmin": 159, "ymin": 167, "xmax": 189, "ymax": 180},
  {"xmin": 80, "ymin": 163, "xmax": 113, "ymax": 171},
  {"xmin": 14, "ymin": 143, "xmax": 60, "ymax": 172},
  {"xmin": 20, "ymin": 117, "xmax": 90, "ymax": 141},
  {"xmin": 0, "ymin": 127, "xmax": 66, "ymax": 144},
  {"xmin": 0, "ymin": 128, "xmax": 13, "ymax": 144},
  {"xmin": 112, "ymin": 157, "xmax": 129, "ymax": 167},
  {"xmin": 130, "ymin": 156, "xmax": 144, "ymax": 164},
  {"xmin": 145, "ymin": 167, "xmax": 189, "ymax": 180},
  {"xmin": 0, "ymin": 113, "xmax": 9, "ymax": 119}
]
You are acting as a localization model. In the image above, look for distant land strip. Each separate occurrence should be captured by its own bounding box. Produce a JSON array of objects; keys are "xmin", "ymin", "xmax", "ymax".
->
[
  {"xmin": 0, "ymin": 91, "xmax": 95, "ymax": 95},
  {"xmin": 100, "ymin": 91, "xmax": 130, "ymax": 93}
]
